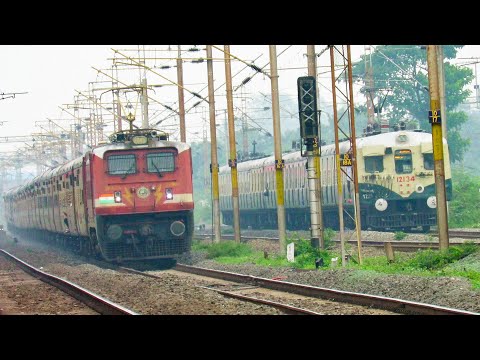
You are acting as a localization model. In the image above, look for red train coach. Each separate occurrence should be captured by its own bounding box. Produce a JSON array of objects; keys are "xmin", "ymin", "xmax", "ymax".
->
[{"xmin": 3, "ymin": 129, "xmax": 194, "ymax": 262}]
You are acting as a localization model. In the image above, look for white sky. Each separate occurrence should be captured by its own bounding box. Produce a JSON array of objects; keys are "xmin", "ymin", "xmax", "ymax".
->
[{"xmin": 0, "ymin": 45, "xmax": 478, "ymax": 152}]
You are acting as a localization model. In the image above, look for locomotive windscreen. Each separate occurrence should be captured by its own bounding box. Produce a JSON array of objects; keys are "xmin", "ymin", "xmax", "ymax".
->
[
  {"xmin": 108, "ymin": 154, "xmax": 137, "ymax": 175},
  {"xmin": 394, "ymin": 150, "xmax": 413, "ymax": 174},
  {"xmin": 147, "ymin": 152, "xmax": 175, "ymax": 173}
]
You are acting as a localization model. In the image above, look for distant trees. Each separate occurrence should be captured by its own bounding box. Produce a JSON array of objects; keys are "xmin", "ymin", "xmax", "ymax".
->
[{"xmin": 352, "ymin": 45, "xmax": 474, "ymax": 163}]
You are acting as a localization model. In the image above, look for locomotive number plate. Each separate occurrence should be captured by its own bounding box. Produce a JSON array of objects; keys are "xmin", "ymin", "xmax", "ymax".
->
[{"xmin": 396, "ymin": 176, "xmax": 415, "ymax": 182}]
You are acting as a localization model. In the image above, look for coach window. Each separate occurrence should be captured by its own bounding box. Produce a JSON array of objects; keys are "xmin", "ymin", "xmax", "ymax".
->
[
  {"xmin": 147, "ymin": 152, "xmax": 175, "ymax": 174},
  {"xmin": 108, "ymin": 154, "xmax": 137, "ymax": 175},
  {"xmin": 394, "ymin": 149, "xmax": 413, "ymax": 174},
  {"xmin": 423, "ymin": 153, "xmax": 434, "ymax": 170},
  {"xmin": 364, "ymin": 156, "xmax": 384, "ymax": 173}
]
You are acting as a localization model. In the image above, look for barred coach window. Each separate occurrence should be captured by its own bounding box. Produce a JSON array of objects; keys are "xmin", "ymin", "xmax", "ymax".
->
[
  {"xmin": 147, "ymin": 152, "xmax": 175, "ymax": 173},
  {"xmin": 423, "ymin": 153, "xmax": 434, "ymax": 170},
  {"xmin": 108, "ymin": 154, "xmax": 137, "ymax": 175},
  {"xmin": 364, "ymin": 156, "xmax": 384, "ymax": 173}
]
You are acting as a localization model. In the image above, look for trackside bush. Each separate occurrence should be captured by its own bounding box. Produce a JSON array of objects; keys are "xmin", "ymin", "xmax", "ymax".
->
[
  {"xmin": 203, "ymin": 241, "xmax": 253, "ymax": 259},
  {"xmin": 407, "ymin": 243, "xmax": 478, "ymax": 270},
  {"xmin": 286, "ymin": 237, "xmax": 331, "ymax": 268}
]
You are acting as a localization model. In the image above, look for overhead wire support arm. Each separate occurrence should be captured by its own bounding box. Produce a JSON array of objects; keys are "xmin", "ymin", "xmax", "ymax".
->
[
  {"xmin": 211, "ymin": 45, "xmax": 270, "ymax": 78},
  {"xmin": 92, "ymin": 66, "xmax": 179, "ymax": 117},
  {"xmin": 111, "ymin": 48, "xmax": 210, "ymax": 104},
  {"xmin": 0, "ymin": 91, "xmax": 28, "ymax": 100}
]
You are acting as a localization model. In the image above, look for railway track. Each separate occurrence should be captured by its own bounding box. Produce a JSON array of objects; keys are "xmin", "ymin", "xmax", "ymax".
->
[
  {"xmin": 115, "ymin": 264, "xmax": 321, "ymax": 315},
  {"xmin": 195, "ymin": 233, "xmax": 480, "ymax": 251},
  {"xmin": 0, "ymin": 249, "xmax": 137, "ymax": 315},
  {"xmin": 446, "ymin": 230, "xmax": 480, "ymax": 239},
  {"xmin": 117, "ymin": 263, "xmax": 478, "ymax": 315}
]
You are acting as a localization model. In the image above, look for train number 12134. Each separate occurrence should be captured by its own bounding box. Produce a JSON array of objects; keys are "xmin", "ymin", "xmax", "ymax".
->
[{"xmin": 397, "ymin": 176, "xmax": 415, "ymax": 182}]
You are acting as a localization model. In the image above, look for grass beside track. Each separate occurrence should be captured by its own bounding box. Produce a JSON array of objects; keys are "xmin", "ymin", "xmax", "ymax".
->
[{"xmin": 192, "ymin": 238, "xmax": 480, "ymax": 289}]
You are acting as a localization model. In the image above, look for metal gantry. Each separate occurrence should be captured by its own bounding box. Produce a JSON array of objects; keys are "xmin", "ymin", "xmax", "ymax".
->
[{"xmin": 328, "ymin": 45, "xmax": 363, "ymax": 266}]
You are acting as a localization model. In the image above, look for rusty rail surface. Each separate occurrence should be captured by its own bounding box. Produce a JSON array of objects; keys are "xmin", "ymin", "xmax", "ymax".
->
[
  {"xmin": 174, "ymin": 263, "xmax": 479, "ymax": 315},
  {"xmin": 117, "ymin": 265, "xmax": 322, "ymax": 315}
]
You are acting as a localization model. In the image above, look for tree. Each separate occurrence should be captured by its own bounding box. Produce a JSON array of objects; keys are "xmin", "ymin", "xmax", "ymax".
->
[{"xmin": 352, "ymin": 45, "xmax": 473, "ymax": 163}]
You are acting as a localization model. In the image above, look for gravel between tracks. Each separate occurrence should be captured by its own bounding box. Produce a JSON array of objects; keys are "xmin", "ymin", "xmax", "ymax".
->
[
  {"xmin": 0, "ymin": 235, "xmax": 283, "ymax": 315},
  {"xmin": 2, "ymin": 228, "xmax": 480, "ymax": 314},
  {"xmin": 183, "ymin": 228, "xmax": 480, "ymax": 313}
]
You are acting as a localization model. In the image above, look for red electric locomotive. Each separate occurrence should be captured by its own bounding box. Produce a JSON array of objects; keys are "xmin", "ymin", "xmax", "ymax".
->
[{"xmin": 3, "ymin": 128, "xmax": 194, "ymax": 262}]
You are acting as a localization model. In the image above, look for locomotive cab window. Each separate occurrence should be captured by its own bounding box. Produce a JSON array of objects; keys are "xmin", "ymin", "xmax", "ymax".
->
[
  {"xmin": 394, "ymin": 149, "xmax": 413, "ymax": 174},
  {"xmin": 423, "ymin": 153, "xmax": 434, "ymax": 170},
  {"xmin": 108, "ymin": 154, "xmax": 137, "ymax": 175},
  {"xmin": 364, "ymin": 156, "xmax": 384, "ymax": 173},
  {"xmin": 147, "ymin": 152, "xmax": 175, "ymax": 173}
]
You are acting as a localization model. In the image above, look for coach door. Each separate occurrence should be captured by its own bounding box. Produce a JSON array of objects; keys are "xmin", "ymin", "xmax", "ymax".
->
[
  {"xmin": 61, "ymin": 170, "xmax": 76, "ymax": 235},
  {"xmin": 84, "ymin": 154, "xmax": 95, "ymax": 230},
  {"xmin": 73, "ymin": 166, "xmax": 87, "ymax": 236}
]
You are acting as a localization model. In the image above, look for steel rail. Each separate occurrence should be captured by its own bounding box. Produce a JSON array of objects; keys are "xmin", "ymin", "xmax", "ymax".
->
[
  {"xmin": 447, "ymin": 230, "xmax": 480, "ymax": 239},
  {"xmin": 196, "ymin": 285, "xmax": 323, "ymax": 315},
  {"xmin": 174, "ymin": 264, "xmax": 479, "ymax": 315},
  {"xmin": 116, "ymin": 265, "xmax": 322, "ymax": 315},
  {"xmin": 0, "ymin": 249, "xmax": 137, "ymax": 315},
  {"xmin": 195, "ymin": 234, "xmax": 480, "ymax": 251}
]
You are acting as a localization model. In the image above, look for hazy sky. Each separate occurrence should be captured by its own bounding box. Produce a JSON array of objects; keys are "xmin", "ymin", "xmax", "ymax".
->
[{"xmin": 0, "ymin": 45, "xmax": 478, "ymax": 151}]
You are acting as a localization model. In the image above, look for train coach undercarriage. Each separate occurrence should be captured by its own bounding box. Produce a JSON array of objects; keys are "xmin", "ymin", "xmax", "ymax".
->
[
  {"xmin": 6, "ymin": 209, "xmax": 194, "ymax": 262},
  {"xmin": 221, "ymin": 201, "xmax": 437, "ymax": 232}
]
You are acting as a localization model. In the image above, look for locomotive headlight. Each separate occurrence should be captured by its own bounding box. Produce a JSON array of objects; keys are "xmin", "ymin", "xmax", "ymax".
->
[
  {"xmin": 375, "ymin": 198, "xmax": 388, "ymax": 211},
  {"xmin": 107, "ymin": 224, "xmax": 123, "ymax": 241},
  {"xmin": 114, "ymin": 191, "xmax": 122, "ymax": 203},
  {"xmin": 415, "ymin": 184, "xmax": 424, "ymax": 193},
  {"xmin": 166, "ymin": 188, "xmax": 173, "ymax": 200},
  {"xmin": 427, "ymin": 196, "xmax": 437, "ymax": 209},
  {"xmin": 170, "ymin": 221, "xmax": 186, "ymax": 236}
]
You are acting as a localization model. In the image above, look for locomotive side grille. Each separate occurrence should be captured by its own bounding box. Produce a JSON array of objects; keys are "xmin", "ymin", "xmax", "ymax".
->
[{"xmin": 103, "ymin": 237, "xmax": 190, "ymax": 260}]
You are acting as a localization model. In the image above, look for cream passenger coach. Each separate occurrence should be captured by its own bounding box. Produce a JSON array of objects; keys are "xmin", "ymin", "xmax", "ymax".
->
[{"xmin": 219, "ymin": 129, "xmax": 451, "ymax": 232}]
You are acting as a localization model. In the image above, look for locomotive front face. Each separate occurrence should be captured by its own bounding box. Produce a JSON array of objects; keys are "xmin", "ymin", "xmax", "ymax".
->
[
  {"xmin": 359, "ymin": 131, "xmax": 452, "ymax": 230},
  {"xmin": 90, "ymin": 141, "xmax": 194, "ymax": 261},
  {"xmin": 94, "ymin": 148, "xmax": 193, "ymax": 214}
]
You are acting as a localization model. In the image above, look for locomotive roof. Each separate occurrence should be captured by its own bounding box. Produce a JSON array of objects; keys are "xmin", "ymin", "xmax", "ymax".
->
[
  {"xmin": 3, "ymin": 139, "xmax": 191, "ymax": 198},
  {"xmin": 91, "ymin": 139, "xmax": 191, "ymax": 159},
  {"xmin": 220, "ymin": 130, "xmax": 444, "ymax": 173}
]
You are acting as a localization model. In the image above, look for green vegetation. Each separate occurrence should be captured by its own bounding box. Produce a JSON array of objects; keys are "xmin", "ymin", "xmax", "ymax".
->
[
  {"xmin": 449, "ymin": 169, "xmax": 480, "ymax": 228},
  {"xmin": 192, "ymin": 236, "xmax": 480, "ymax": 288},
  {"xmin": 193, "ymin": 240, "xmax": 253, "ymax": 260},
  {"xmin": 352, "ymin": 45, "xmax": 473, "ymax": 163},
  {"xmin": 356, "ymin": 243, "xmax": 480, "ymax": 288},
  {"xmin": 394, "ymin": 231, "xmax": 407, "ymax": 240},
  {"xmin": 192, "ymin": 228, "xmax": 340, "ymax": 269}
]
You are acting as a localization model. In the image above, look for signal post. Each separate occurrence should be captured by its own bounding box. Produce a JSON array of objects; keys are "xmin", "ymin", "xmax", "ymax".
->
[
  {"xmin": 426, "ymin": 45, "xmax": 449, "ymax": 250},
  {"xmin": 206, "ymin": 45, "xmax": 221, "ymax": 244},
  {"xmin": 297, "ymin": 76, "xmax": 322, "ymax": 249},
  {"xmin": 306, "ymin": 45, "xmax": 324, "ymax": 249}
]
